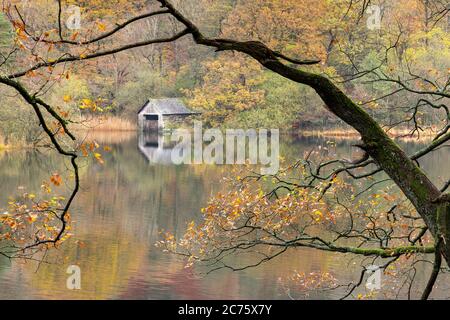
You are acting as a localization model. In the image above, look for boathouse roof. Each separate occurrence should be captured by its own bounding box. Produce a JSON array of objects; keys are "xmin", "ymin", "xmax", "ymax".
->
[{"xmin": 138, "ymin": 98, "xmax": 199, "ymax": 116}]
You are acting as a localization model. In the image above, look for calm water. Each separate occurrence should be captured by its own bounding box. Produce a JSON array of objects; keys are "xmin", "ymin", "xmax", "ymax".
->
[{"xmin": 0, "ymin": 132, "xmax": 448, "ymax": 299}]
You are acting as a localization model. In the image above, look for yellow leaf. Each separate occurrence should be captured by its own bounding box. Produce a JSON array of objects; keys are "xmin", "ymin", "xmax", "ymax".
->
[
  {"xmin": 94, "ymin": 153, "xmax": 104, "ymax": 165},
  {"xmin": 16, "ymin": 28, "xmax": 28, "ymax": 40},
  {"xmin": 97, "ymin": 22, "xmax": 106, "ymax": 32},
  {"xmin": 27, "ymin": 213, "xmax": 38, "ymax": 223}
]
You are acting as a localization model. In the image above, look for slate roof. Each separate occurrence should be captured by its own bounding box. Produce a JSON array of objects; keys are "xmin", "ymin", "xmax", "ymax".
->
[{"xmin": 138, "ymin": 98, "xmax": 198, "ymax": 115}]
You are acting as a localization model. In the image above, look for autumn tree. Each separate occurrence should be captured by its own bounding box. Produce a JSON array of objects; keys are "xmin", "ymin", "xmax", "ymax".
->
[
  {"xmin": 0, "ymin": 0, "xmax": 448, "ymax": 299},
  {"xmin": 153, "ymin": 0, "xmax": 450, "ymax": 299}
]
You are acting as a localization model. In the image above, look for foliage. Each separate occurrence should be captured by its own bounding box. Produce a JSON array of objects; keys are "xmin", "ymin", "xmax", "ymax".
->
[
  {"xmin": 0, "ymin": 13, "xmax": 12, "ymax": 51},
  {"xmin": 2, "ymin": 0, "xmax": 448, "ymax": 131},
  {"xmin": 183, "ymin": 54, "xmax": 266, "ymax": 126},
  {"xmin": 0, "ymin": 174, "xmax": 72, "ymax": 256},
  {"xmin": 157, "ymin": 160, "xmax": 423, "ymax": 261}
]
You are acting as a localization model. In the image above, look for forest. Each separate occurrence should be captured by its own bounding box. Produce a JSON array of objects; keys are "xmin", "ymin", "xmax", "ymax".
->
[{"xmin": 1, "ymin": 0, "xmax": 449, "ymax": 147}]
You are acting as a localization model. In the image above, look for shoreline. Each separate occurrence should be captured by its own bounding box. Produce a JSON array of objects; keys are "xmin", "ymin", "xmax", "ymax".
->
[
  {"xmin": 1, "ymin": 127, "xmax": 440, "ymax": 151},
  {"xmin": 291, "ymin": 129, "xmax": 438, "ymax": 140}
]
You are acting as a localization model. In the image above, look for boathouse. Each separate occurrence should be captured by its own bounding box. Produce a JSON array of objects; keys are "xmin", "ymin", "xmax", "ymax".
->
[{"xmin": 137, "ymin": 98, "xmax": 199, "ymax": 131}]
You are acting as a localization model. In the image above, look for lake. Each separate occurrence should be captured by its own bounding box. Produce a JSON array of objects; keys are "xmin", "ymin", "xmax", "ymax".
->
[{"xmin": 0, "ymin": 132, "xmax": 448, "ymax": 299}]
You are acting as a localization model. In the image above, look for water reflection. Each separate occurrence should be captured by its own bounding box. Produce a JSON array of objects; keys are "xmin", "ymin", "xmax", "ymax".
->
[
  {"xmin": 0, "ymin": 133, "xmax": 448, "ymax": 299},
  {"xmin": 138, "ymin": 132, "xmax": 177, "ymax": 165}
]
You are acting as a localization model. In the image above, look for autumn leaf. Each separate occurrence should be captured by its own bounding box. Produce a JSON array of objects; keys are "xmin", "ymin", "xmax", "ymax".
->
[
  {"xmin": 80, "ymin": 143, "xmax": 89, "ymax": 157},
  {"xmin": 50, "ymin": 173, "xmax": 62, "ymax": 186},
  {"xmin": 94, "ymin": 153, "xmax": 104, "ymax": 165},
  {"xmin": 79, "ymin": 98, "xmax": 92, "ymax": 109},
  {"xmin": 25, "ymin": 70, "xmax": 38, "ymax": 78},
  {"xmin": 70, "ymin": 32, "xmax": 79, "ymax": 41},
  {"xmin": 75, "ymin": 240, "xmax": 87, "ymax": 248},
  {"xmin": 89, "ymin": 141, "xmax": 99, "ymax": 151},
  {"xmin": 41, "ymin": 181, "xmax": 52, "ymax": 193},
  {"xmin": 27, "ymin": 213, "xmax": 38, "ymax": 224},
  {"xmin": 97, "ymin": 22, "xmax": 107, "ymax": 32},
  {"xmin": 16, "ymin": 27, "xmax": 28, "ymax": 40},
  {"xmin": 59, "ymin": 111, "xmax": 69, "ymax": 118}
]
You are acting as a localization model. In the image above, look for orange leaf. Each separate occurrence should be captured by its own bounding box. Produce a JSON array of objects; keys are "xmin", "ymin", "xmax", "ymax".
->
[{"xmin": 50, "ymin": 173, "xmax": 62, "ymax": 186}]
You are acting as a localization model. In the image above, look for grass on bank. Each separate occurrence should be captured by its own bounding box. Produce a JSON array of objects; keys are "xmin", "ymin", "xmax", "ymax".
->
[
  {"xmin": 73, "ymin": 116, "xmax": 137, "ymax": 132},
  {"xmin": 296, "ymin": 126, "xmax": 440, "ymax": 141},
  {"xmin": 1, "ymin": 116, "xmax": 441, "ymax": 151}
]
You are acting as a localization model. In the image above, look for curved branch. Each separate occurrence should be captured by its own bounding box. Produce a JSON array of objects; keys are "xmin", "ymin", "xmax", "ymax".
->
[
  {"xmin": 421, "ymin": 238, "xmax": 442, "ymax": 300},
  {"xmin": 8, "ymin": 29, "xmax": 190, "ymax": 79},
  {"xmin": 0, "ymin": 77, "xmax": 79, "ymax": 253}
]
